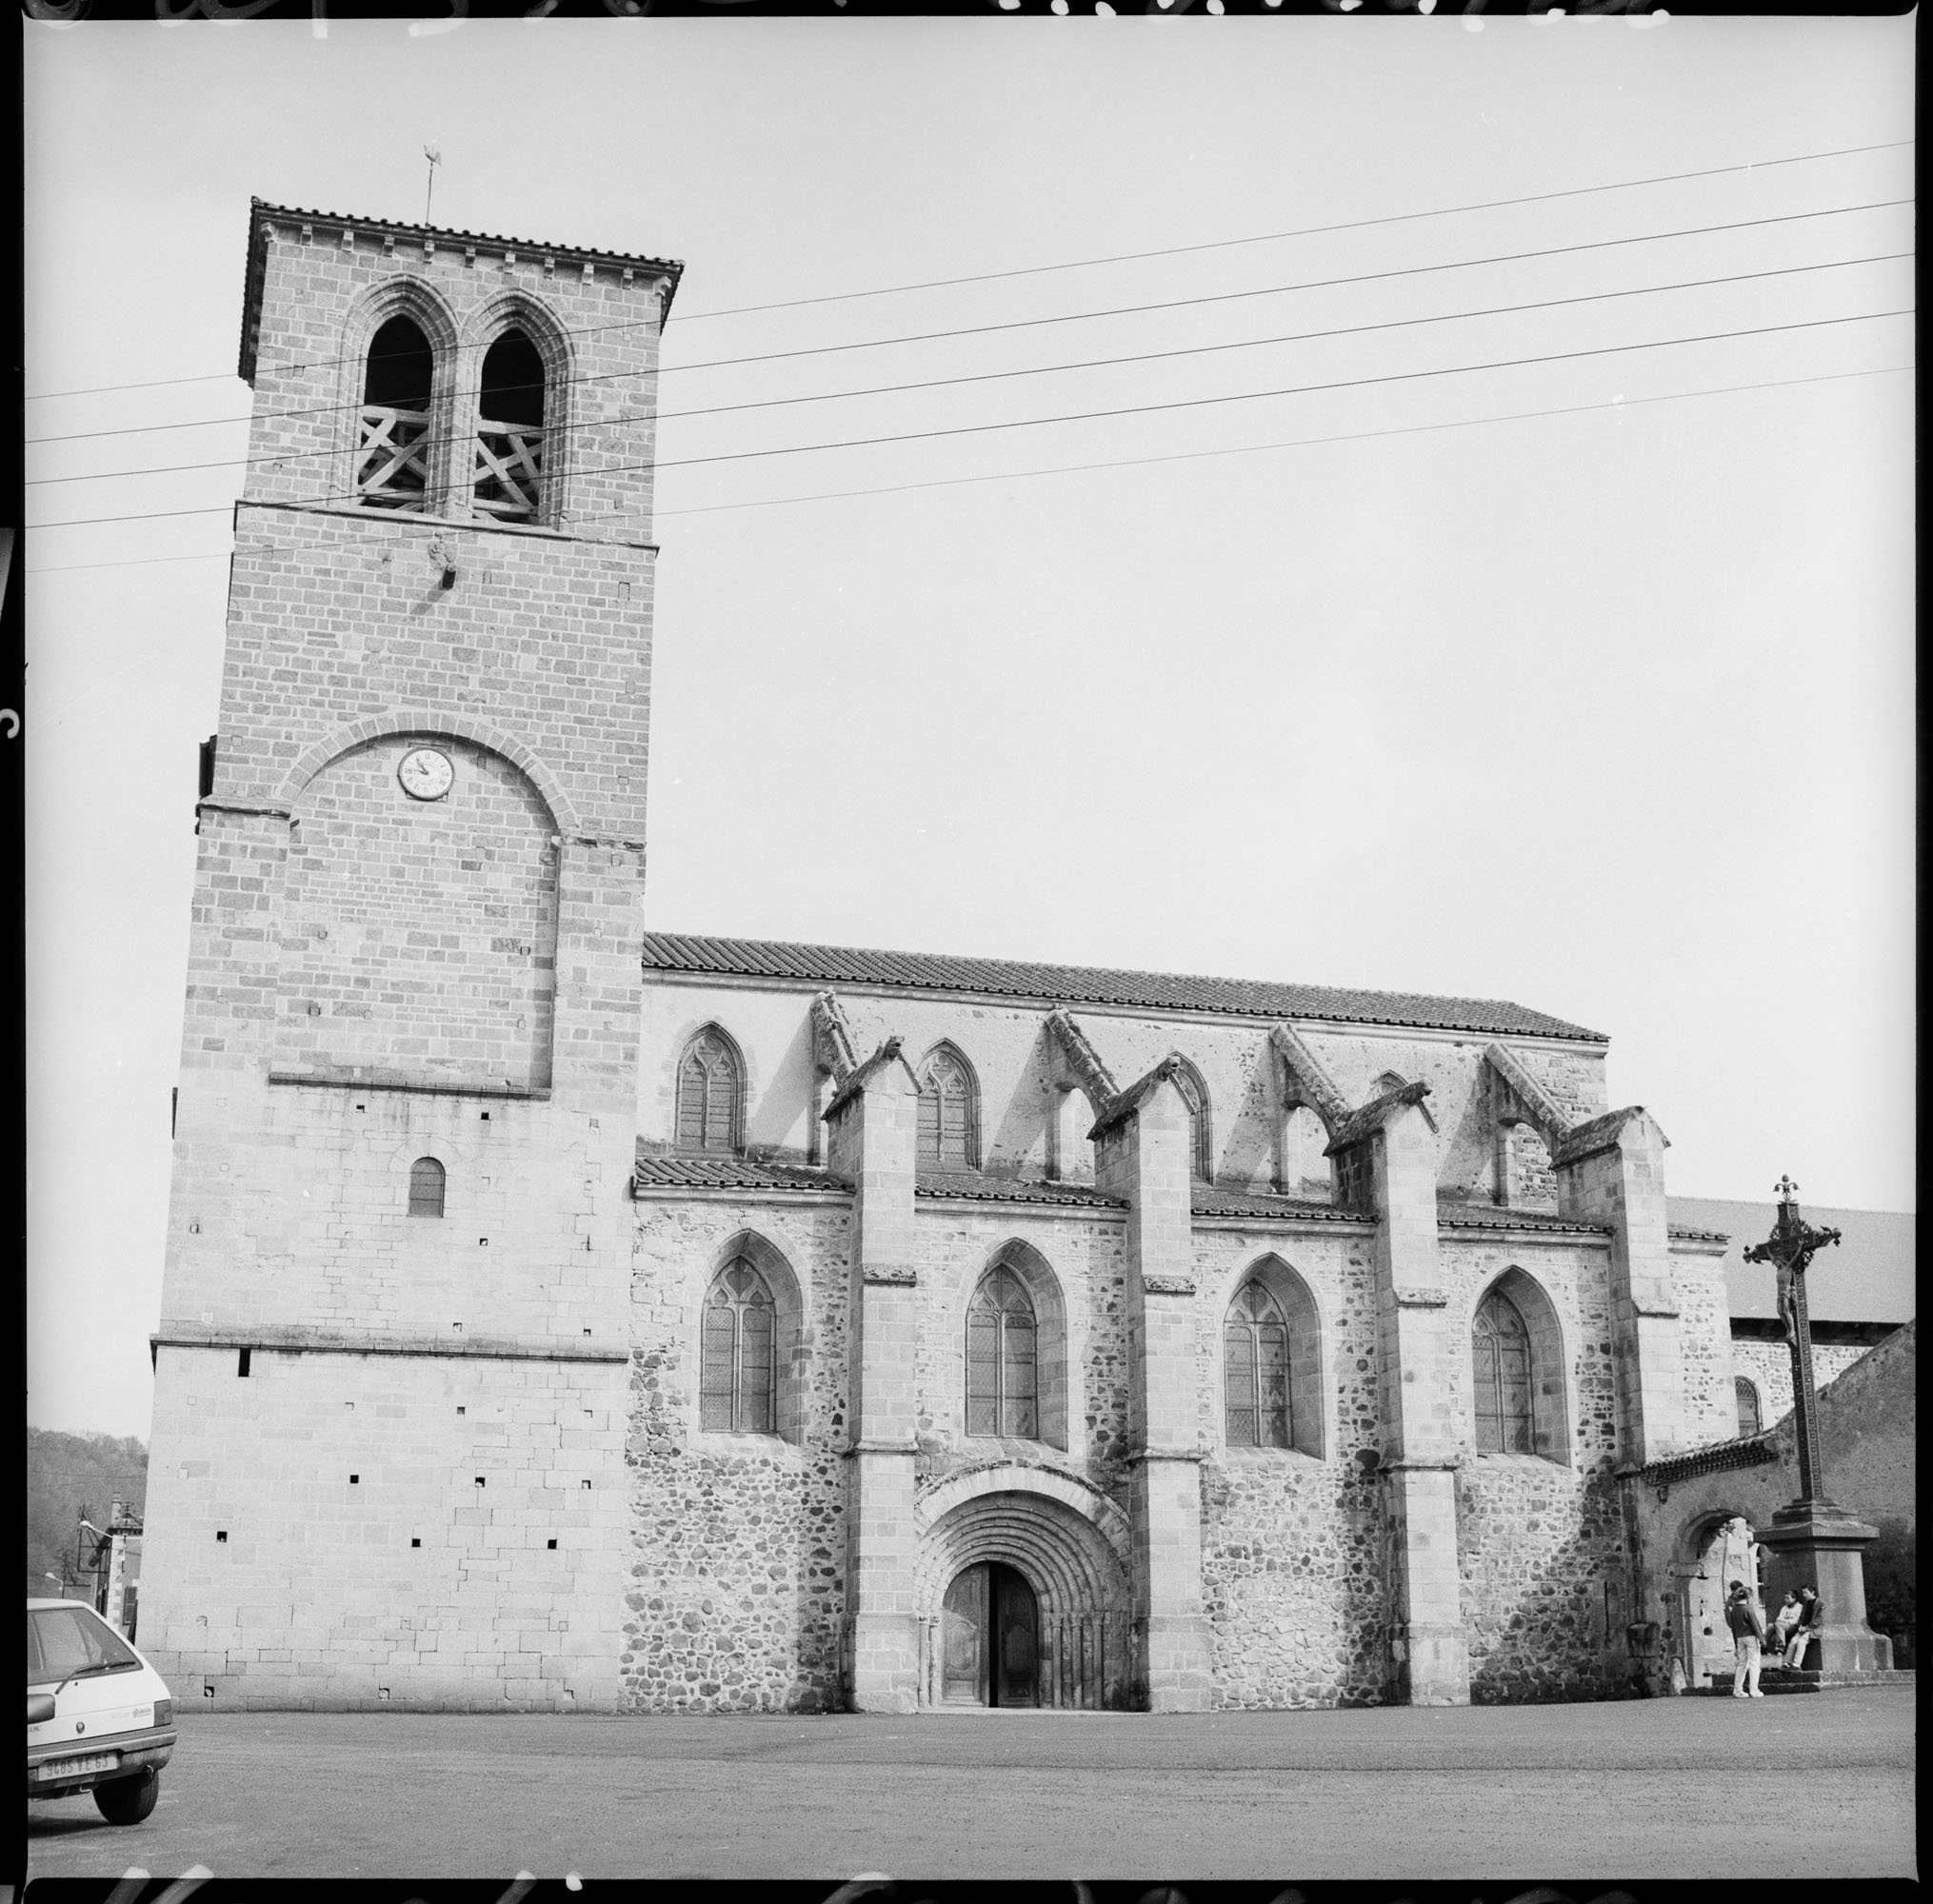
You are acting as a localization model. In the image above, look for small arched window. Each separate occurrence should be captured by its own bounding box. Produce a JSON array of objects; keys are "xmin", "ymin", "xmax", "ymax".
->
[
  {"xmin": 1473, "ymin": 1287, "xmax": 1533, "ymax": 1453},
  {"xmin": 407, "ymin": 1156, "xmax": 446, "ymax": 1219},
  {"xmin": 699, "ymin": 1259, "xmax": 777, "ymax": 1435},
  {"xmin": 918, "ymin": 1046, "xmax": 978, "ymax": 1171},
  {"xmin": 474, "ymin": 328, "xmax": 547, "ymax": 523},
  {"xmin": 966, "ymin": 1266, "xmax": 1037, "ymax": 1438},
  {"xmin": 1169, "ymin": 1060, "xmax": 1213, "ymax": 1183},
  {"xmin": 1735, "ymin": 1376, "xmax": 1763, "ymax": 1438},
  {"xmin": 357, "ymin": 314, "xmax": 435, "ymax": 511},
  {"xmin": 1225, "ymin": 1279, "xmax": 1291, "ymax": 1448},
  {"xmin": 675, "ymin": 1028, "xmax": 742, "ymax": 1154}
]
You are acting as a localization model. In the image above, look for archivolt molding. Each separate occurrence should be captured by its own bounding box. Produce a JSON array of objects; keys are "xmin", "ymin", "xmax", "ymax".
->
[
  {"xmin": 275, "ymin": 711, "xmax": 581, "ymax": 835},
  {"xmin": 914, "ymin": 1470, "xmax": 1132, "ymax": 1630},
  {"xmin": 914, "ymin": 1458, "xmax": 1131, "ymax": 1569}
]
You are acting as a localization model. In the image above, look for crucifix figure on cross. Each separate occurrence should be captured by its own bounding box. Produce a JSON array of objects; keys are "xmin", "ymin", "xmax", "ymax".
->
[{"xmin": 1744, "ymin": 1176, "xmax": 1842, "ymax": 1503}]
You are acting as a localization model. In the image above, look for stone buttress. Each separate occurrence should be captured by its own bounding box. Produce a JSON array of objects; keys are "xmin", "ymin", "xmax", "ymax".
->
[
  {"xmin": 1356, "ymin": 1085, "xmax": 1470, "ymax": 1705},
  {"xmin": 825, "ymin": 1039, "xmax": 924, "ymax": 1713},
  {"xmin": 1094, "ymin": 1060, "xmax": 1215, "ymax": 1712}
]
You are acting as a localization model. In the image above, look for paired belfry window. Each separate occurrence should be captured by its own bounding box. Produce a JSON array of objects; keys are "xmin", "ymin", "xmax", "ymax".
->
[
  {"xmin": 407, "ymin": 1156, "xmax": 446, "ymax": 1219},
  {"xmin": 1224, "ymin": 1279, "xmax": 1292, "ymax": 1447},
  {"xmin": 699, "ymin": 1258, "xmax": 777, "ymax": 1435},
  {"xmin": 1472, "ymin": 1288, "xmax": 1534, "ymax": 1453},
  {"xmin": 966, "ymin": 1267, "xmax": 1037, "ymax": 1438},
  {"xmin": 918, "ymin": 1046, "xmax": 978, "ymax": 1171},
  {"xmin": 675, "ymin": 1028, "xmax": 743, "ymax": 1154},
  {"xmin": 354, "ymin": 316, "xmax": 549, "ymax": 522}
]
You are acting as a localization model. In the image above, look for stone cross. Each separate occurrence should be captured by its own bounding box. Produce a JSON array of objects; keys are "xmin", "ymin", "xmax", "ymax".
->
[{"xmin": 1743, "ymin": 1177, "xmax": 1842, "ymax": 1505}]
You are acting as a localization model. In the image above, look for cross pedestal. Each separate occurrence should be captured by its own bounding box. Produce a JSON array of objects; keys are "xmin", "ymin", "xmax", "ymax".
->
[{"xmin": 1755, "ymin": 1501, "xmax": 1892, "ymax": 1674}]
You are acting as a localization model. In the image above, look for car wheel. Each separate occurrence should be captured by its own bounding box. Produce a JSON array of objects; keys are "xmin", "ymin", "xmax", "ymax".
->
[{"xmin": 94, "ymin": 1768, "xmax": 160, "ymax": 1825}]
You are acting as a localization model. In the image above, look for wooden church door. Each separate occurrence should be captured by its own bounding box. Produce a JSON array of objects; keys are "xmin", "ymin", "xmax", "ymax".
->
[
  {"xmin": 942, "ymin": 1564, "xmax": 988, "ymax": 1703},
  {"xmin": 940, "ymin": 1562, "xmax": 1039, "ymax": 1706}
]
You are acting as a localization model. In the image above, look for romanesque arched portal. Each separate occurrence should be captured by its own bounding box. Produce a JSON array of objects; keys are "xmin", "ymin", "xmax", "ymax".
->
[{"xmin": 914, "ymin": 1464, "xmax": 1133, "ymax": 1709}]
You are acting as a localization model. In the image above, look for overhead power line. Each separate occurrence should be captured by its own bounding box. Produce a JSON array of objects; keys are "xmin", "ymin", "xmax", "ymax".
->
[
  {"xmin": 22, "ymin": 196, "xmax": 1912, "ymax": 452},
  {"xmin": 24, "ymin": 362, "xmax": 1913, "ymax": 573},
  {"xmin": 27, "ymin": 306, "xmax": 1911, "ymax": 533},
  {"xmin": 24, "ymin": 135, "xmax": 1914, "ymax": 406},
  {"xmin": 654, "ymin": 363, "xmax": 1916, "ymax": 521},
  {"xmin": 30, "ymin": 250, "xmax": 1907, "ymax": 494}
]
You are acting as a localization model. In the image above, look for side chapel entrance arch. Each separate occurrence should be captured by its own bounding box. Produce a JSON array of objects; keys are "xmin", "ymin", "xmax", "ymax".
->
[{"xmin": 1675, "ymin": 1511, "xmax": 1760, "ymax": 1691}]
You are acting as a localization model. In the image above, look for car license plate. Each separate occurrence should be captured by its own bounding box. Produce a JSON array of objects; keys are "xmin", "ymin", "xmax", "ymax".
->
[{"xmin": 38, "ymin": 1752, "xmax": 121, "ymax": 1779}]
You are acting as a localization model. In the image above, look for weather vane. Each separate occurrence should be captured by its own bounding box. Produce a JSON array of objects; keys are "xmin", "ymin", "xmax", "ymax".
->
[{"xmin": 424, "ymin": 145, "xmax": 443, "ymax": 226}]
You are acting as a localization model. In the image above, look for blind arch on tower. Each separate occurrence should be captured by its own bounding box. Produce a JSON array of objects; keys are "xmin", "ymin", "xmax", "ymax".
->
[
  {"xmin": 1221, "ymin": 1254, "xmax": 1324, "ymax": 1456},
  {"xmin": 674, "ymin": 1024, "xmax": 746, "ymax": 1155},
  {"xmin": 917, "ymin": 1041, "xmax": 980, "ymax": 1172},
  {"xmin": 1470, "ymin": 1266, "xmax": 1570, "ymax": 1464}
]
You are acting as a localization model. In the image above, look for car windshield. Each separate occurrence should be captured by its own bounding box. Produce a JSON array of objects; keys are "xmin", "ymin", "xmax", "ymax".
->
[{"xmin": 27, "ymin": 1605, "xmax": 142, "ymax": 1685}]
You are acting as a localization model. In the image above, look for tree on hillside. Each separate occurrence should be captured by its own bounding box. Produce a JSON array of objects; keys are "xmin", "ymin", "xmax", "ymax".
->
[{"xmin": 27, "ymin": 1428, "xmax": 148, "ymax": 1599}]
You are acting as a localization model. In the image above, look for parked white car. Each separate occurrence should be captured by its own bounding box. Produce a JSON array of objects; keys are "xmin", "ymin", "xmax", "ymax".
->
[{"xmin": 27, "ymin": 1599, "xmax": 176, "ymax": 1824}]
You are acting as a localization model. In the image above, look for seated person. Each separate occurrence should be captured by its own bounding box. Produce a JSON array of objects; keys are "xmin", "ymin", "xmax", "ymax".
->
[
  {"xmin": 1768, "ymin": 1590, "xmax": 1803, "ymax": 1656},
  {"xmin": 1784, "ymin": 1586, "xmax": 1823, "ymax": 1667}
]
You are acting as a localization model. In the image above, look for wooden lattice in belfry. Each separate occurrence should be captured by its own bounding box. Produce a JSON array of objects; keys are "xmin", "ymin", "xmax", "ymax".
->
[
  {"xmin": 472, "ymin": 422, "xmax": 544, "ymax": 521},
  {"xmin": 355, "ymin": 406, "xmax": 430, "ymax": 509}
]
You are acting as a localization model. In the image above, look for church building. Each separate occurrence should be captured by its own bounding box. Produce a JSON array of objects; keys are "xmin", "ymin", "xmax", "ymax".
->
[{"xmin": 140, "ymin": 202, "xmax": 1804, "ymax": 1715}]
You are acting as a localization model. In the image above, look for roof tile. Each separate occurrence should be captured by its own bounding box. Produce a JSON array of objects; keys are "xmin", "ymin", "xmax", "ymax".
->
[
  {"xmin": 639, "ymin": 932, "xmax": 1605, "ymax": 1041},
  {"xmin": 630, "ymin": 1152, "xmax": 847, "ymax": 1195}
]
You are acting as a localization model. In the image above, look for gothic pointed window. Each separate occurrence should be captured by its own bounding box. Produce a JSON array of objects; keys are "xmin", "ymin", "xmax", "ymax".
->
[
  {"xmin": 675, "ymin": 1028, "xmax": 742, "ymax": 1154},
  {"xmin": 966, "ymin": 1266, "xmax": 1037, "ymax": 1438},
  {"xmin": 357, "ymin": 315, "xmax": 435, "ymax": 511},
  {"xmin": 1735, "ymin": 1376, "xmax": 1763, "ymax": 1438},
  {"xmin": 474, "ymin": 328, "xmax": 546, "ymax": 523},
  {"xmin": 1473, "ymin": 1288, "xmax": 1534, "ymax": 1454},
  {"xmin": 699, "ymin": 1259, "xmax": 777, "ymax": 1435},
  {"xmin": 918, "ymin": 1046, "xmax": 978, "ymax": 1171},
  {"xmin": 407, "ymin": 1156, "xmax": 446, "ymax": 1219},
  {"xmin": 1224, "ymin": 1279, "xmax": 1291, "ymax": 1448}
]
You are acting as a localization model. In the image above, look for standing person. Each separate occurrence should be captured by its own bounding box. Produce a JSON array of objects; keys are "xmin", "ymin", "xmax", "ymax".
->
[
  {"xmin": 1784, "ymin": 1585, "xmax": 1823, "ymax": 1668},
  {"xmin": 1725, "ymin": 1581, "xmax": 1766, "ymax": 1697},
  {"xmin": 1769, "ymin": 1590, "xmax": 1803, "ymax": 1657}
]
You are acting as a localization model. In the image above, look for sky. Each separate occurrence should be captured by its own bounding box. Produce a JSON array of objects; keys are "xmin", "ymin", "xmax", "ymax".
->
[{"xmin": 24, "ymin": 15, "xmax": 1915, "ymax": 1440}]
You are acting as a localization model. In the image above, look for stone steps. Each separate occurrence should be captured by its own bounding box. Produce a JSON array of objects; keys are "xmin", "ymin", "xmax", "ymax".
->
[{"xmin": 1691, "ymin": 1667, "xmax": 1916, "ymax": 1696}]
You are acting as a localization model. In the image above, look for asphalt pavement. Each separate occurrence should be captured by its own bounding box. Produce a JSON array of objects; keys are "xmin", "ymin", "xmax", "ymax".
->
[{"xmin": 24, "ymin": 1690, "xmax": 1915, "ymax": 1883}]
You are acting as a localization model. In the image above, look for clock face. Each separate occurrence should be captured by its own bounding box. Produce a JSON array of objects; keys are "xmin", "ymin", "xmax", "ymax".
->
[{"xmin": 397, "ymin": 746, "xmax": 455, "ymax": 802}]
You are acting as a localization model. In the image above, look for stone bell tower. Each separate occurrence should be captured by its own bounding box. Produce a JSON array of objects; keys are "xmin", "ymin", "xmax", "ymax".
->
[{"xmin": 138, "ymin": 203, "xmax": 682, "ymax": 1711}]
